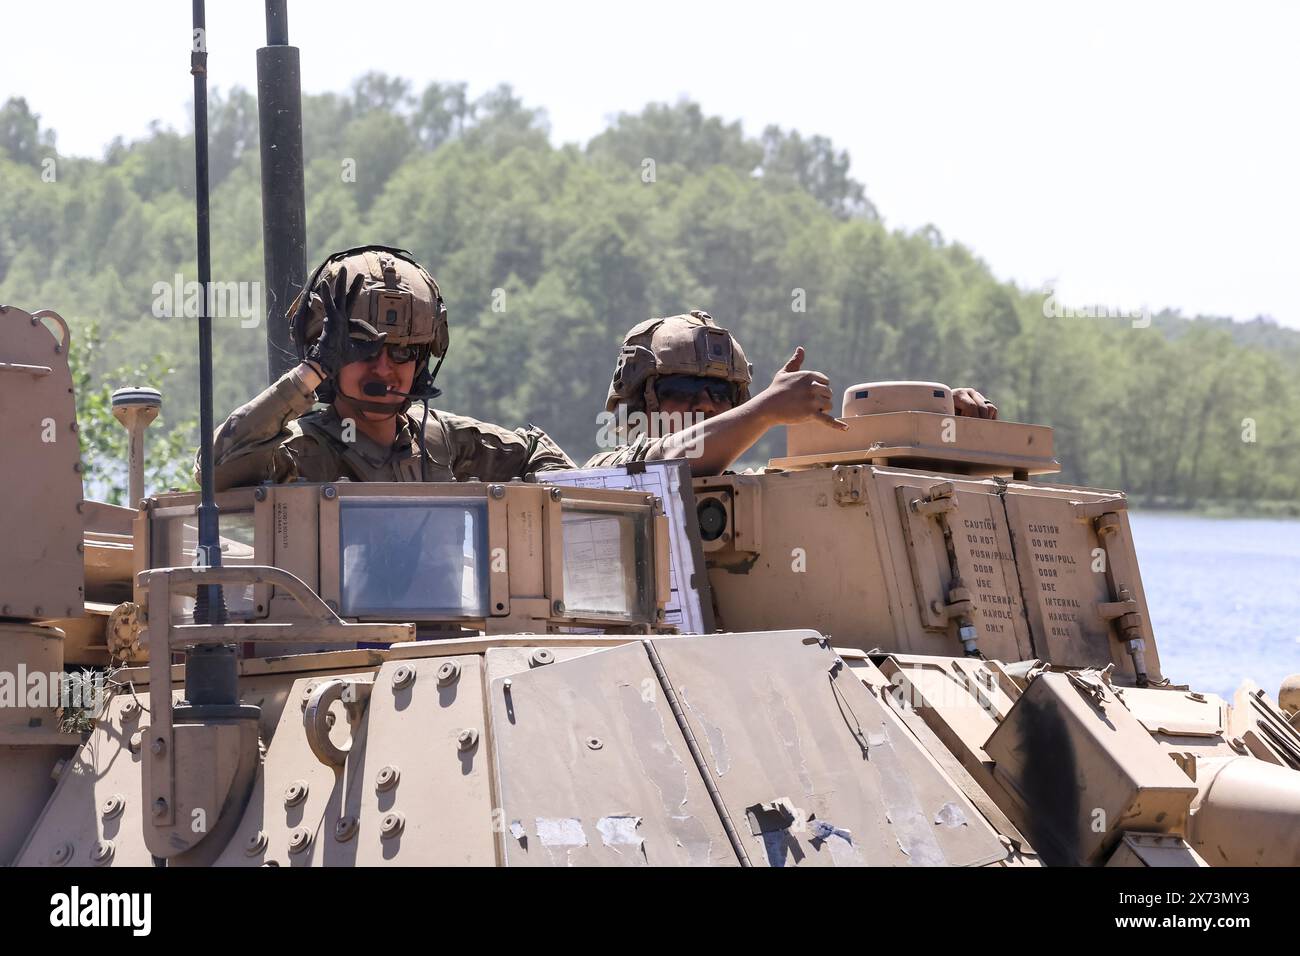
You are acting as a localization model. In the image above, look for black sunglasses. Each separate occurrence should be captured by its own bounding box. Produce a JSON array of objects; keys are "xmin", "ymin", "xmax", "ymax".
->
[
  {"xmin": 351, "ymin": 339, "xmax": 418, "ymax": 364},
  {"xmin": 655, "ymin": 375, "xmax": 735, "ymax": 405}
]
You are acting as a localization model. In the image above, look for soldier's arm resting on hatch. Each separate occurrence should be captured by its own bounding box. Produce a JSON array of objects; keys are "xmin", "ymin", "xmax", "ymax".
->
[{"xmin": 202, "ymin": 361, "xmax": 325, "ymax": 491}]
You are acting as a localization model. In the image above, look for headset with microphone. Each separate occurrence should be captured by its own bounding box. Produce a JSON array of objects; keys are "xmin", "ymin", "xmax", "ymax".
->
[{"xmin": 290, "ymin": 245, "xmax": 450, "ymax": 481}]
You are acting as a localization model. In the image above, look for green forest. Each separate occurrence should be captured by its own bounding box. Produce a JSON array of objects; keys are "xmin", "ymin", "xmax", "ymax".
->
[{"xmin": 2, "ymin": 75, "xmax": 1297, "ymax": 512}]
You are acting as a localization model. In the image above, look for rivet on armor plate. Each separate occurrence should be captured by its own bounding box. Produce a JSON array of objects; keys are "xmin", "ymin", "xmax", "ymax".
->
[
  {"xmin": 334, "ymin": 816, "xmax": 359, "ymax": 842},
  {"xmin": 284, "ymin": 780, "xmax": 309, "ymax": 807},
  {"xmin": 549, "ymin": 487, "xmax": 562, "ymax": 501},
  {"xmin": 392, "ymin": 665, "xmax": 416, "ymax": 690},
  {"xmin": 376, "ymin": 765, "xmax": 400, "ymax": 792},
  {"xmin": 528, "ymin": 648, "xmax": 554, "ymax": 668},
  {"xmin": 91, "ymin": 840, "xmax": 115, "ymax": 866},
  {"xmin": 586, "ymin": 736, "xmax": 603, "ymax": 751},
  {"xmin": 436, "ymin": 660, "xmax": 460, "ymax": 686},
  {"xmin": 380, "ymin": 812, "xmax": 405, "ymax": 839},
  {"xmin": 489, "ymin": 483, "xmax": 505, "ymax": 499},
  {"xmin": 101, "ymin": 794, "xmax": 126, "ymax": 820},
  {"xmin": 288, "ymin": 827, "xmax": 313, "ymax": 854},
  {"xmin": 122, "ymin": 699, "xmax": 140, "ymax": 720},
  {"xmin": 245, "ymin": 831, "xmax": 269, "ymax": 856},
  {"xmin": 49, "ymin": 843, "xmax": 73, "ymax": 867},
  {"xmin": 458, "ymin": 728, "xmax": 479, "ymax": 751}
]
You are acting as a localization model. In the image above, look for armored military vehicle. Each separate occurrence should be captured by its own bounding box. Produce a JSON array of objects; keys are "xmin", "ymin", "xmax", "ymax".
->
[
  {"xmin": 2, "ymin": 1, "xmax": 1297, "ymax": 868},
  {"xmin": 3, "ymin": 304, "xmax": 1298, "ymax": 866}
]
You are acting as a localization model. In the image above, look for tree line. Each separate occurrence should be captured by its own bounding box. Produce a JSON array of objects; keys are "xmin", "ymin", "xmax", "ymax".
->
[{"xmin": 1, "ymin": 77, "xmax": 1296, "ymax": 511}]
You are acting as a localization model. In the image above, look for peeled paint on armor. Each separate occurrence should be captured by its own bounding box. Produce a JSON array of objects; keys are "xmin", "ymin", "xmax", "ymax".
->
[{"xmin": 203, "ymin": 368, "xmax": 574, "ymax": 490}]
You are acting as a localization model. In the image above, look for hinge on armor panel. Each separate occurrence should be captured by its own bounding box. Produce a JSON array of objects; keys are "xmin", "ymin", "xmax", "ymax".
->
[
  {"xmin": 1088, "ymin": 507, "xmax": 1149, "ymax": 686},
  {"xmin": 907, "ymin": 481, "xmax": 982, "ymax": 657}
]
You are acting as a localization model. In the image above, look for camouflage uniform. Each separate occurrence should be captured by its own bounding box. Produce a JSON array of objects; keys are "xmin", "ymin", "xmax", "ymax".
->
[
  {"xmin": 584, "ymin": 433, "xmax": 663, "ymax": 469},
  {"xmin": 208, "ymin": 366, "xmax": 572, "ymax": 490},
  {"xmin": 204, "ymin": 245, "xmax": 573, "ymax": 490},
  {"xmin": 584, "ymin": 310, "xmax": 751, "ymax": 468}
]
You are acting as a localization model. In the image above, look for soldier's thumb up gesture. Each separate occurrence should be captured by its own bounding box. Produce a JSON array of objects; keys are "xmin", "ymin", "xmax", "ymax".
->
[{"xmin": 756, "ymin": 347, "xmax": 848, "ymax": 430}]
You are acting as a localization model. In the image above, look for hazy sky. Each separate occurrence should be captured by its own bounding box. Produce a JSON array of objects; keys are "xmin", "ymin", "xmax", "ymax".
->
[{"xmin": 4, "ymin": 0, "xmax": 1296, "ymax": 326}]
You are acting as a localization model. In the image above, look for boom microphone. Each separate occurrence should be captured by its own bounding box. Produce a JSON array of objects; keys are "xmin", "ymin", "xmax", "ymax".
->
[{"xmin": 362, "ymin": 381, "xmax": 442, "ymax": 400}]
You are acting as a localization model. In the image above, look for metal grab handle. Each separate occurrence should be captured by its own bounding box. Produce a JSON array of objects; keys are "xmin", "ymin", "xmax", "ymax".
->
[
  {"xmin": 0, "ymin": 362, "xmax": 52, "ymax": 376},
  {"xmin": 140, "ymin": 565, "xmax": 335, "ymax": 620},
  {"xmin": 137, "ymin": 565, "xmax": 416, "ymax": 646},
  {"xmin": 30, "ymin": 309, "xmax": 70, "ymax": 351},
  {"xmin": 303, "ymin": 679, "xmax": 354, "ymax": 767}
]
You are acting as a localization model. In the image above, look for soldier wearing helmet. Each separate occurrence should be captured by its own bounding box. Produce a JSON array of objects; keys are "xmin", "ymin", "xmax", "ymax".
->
[
  {"xmin": 587, "ymin": 310, "xmax": 995, "ymax": 477},
  {"xmin": 205, "ymin": 245, "xmax": 573, "ymax": 490}
]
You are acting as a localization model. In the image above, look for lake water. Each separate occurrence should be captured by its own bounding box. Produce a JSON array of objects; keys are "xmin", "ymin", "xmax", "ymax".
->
[{"xmin": 1129, "ymin": 512, "xmax": 1299, "ymax": 700}]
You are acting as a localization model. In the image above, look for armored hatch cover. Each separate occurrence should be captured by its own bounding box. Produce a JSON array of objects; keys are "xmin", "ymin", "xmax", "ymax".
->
[{"xmin": 489, "ymin": 630, "xmax": 1010, "ymax": 866}]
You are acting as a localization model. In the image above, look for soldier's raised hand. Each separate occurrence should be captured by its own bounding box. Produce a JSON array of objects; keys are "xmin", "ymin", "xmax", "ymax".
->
[
  {"xmin": 306, "ymin": 267, "xmax": 387, "ymax": 378},
  {"xmin": 756, "ymin": 347, "xmax": 849, "ymax": 430}
]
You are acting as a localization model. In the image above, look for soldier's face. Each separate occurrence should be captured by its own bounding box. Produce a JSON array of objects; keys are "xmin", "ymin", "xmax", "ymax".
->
[
  {"xmin": 654, "ymin": 376, "xmax": 734, "ymax": 427},
  {"xmin": 337, "ymin": 346, "xmax": 416, "ymax": 419},
  {"xmin": 656, "ymin": 390, "xmax": 732, "ymax": 424}
]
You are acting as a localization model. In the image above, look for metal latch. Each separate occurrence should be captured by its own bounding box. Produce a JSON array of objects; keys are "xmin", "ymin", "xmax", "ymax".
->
[
  {"xmin": 1067, "ymin": 669, "xmax": 1113, "ymax": 707},
  {"xmin": 909, "ymin": 480, "xmax": 957, "ymax": 517},
  {"xmin": 832, "ymin": 466, "xmax": 867, "ymax": 506}
]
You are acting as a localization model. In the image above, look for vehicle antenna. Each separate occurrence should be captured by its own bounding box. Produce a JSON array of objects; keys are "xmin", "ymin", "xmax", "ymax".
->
[
  {"xmin": 188, "ymin": 0, "xmax": 237, "ymax": 707},
  {"xmin": 257, "ymin": 0, "xmax": 307, "ymax": 383}
]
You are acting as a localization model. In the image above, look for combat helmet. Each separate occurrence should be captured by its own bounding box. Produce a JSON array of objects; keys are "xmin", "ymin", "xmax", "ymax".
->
[
  {"xmin": 605, "ymin": 310, "xmax": 753, "ymax": 415},
  {"xmin": 289, "ymin": 244, "xmax": 449, "ymax": 404}
]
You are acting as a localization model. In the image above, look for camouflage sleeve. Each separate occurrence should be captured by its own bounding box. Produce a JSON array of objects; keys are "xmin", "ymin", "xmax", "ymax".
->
[
  {"xmin": 438, "ymin": 413, "xmax": 576, "ymax": 481},
  {"xmin": 582, "ymin": 434, "xmax": 671, "ymax": 468},
  {"xmin": 203, "ymin": 367, "xmax": 319, "ymax": 491},
  {"xmin": 515, "ymin": 424, "xmax": 576, "ymax": 475}
]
